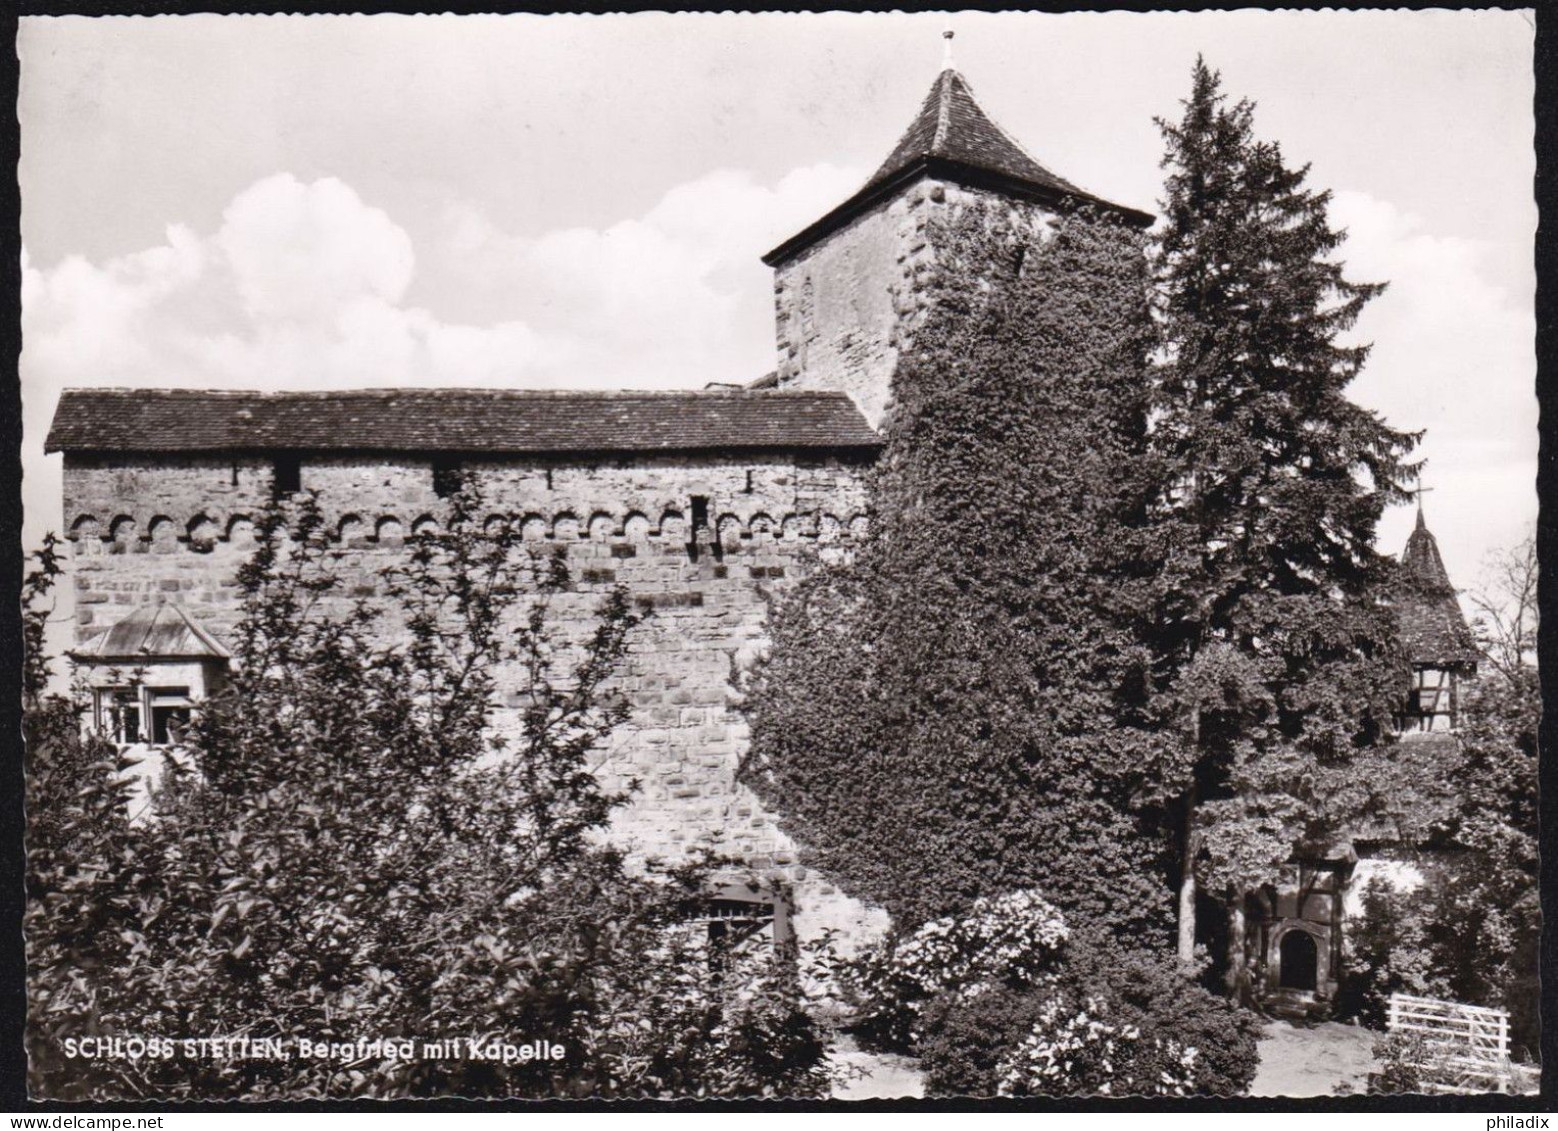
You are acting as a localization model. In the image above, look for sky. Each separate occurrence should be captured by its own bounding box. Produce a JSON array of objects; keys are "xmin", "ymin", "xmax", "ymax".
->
[{"xmin": 17, "ymin": 9, "xmax": 1538, "ymax": 606}]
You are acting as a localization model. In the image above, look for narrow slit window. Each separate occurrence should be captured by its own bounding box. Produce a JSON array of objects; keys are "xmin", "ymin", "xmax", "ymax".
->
[
  {"xmin": 690, "ymin": 495, "xmax": 710, "ymax": 532},
  {"xmin": 432, "ymin": 458, "xmax": 463, "ymax": 499},
  {"xmin": 273, "ymin": 455, "xmax": 301, "ymax": 498}
]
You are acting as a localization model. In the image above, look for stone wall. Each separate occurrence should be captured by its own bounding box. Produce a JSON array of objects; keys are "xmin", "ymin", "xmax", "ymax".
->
[
  {"xmin": 771, "ymin": 177, "xmax": 1058, "ymax": 428},
  {"xmin": 61, "ymin": 449, "xmax": 889, "ymax": 948}
]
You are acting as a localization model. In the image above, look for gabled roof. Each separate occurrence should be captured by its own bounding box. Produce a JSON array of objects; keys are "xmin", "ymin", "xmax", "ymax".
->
[
  {"xmin": 763, "ymin": 67, "xmax": 1153, "ymax": 267},
  {"xmin": 77, "ymin": 603, "xmax": 231, "ymax": 662},
  {"xmin": 1397, "ymin": 509, "xmax": 1480, "ymax": 667},
  {"xmin": 46, "ymin": 388, "xmax": 883, "ymax": 456}
]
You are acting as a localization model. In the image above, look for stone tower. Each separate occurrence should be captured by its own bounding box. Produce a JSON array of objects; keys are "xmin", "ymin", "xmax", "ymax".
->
[{"xmin": 762, "ymin": 59, "xmax": 1152, "ymax": 429}]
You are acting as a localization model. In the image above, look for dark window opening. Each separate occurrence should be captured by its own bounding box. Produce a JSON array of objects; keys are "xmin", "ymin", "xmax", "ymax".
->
[
  {"xmin": 273, "ymin": 455, "xmax": 301, "ymax": 498},
  {"xmin": 1013, "ymin": 244, "xmax": 1028, "ymax": 277},
  {"xmin": 230, "ymin": 464, "xmax": 240, "ymax": 488},
  {"xmin": 1279, "ymin": 930, "xmax": 1318, "ymax": 992},
  {"xmin": 744, "ymin": 469, "xmax": 755, "ymax": 494},
  {"xmin": 687, "ymin": 495, "xmax": 711, "ymax": 562},
  {"xmin": 545, "ymin": 468, "xmax": 554, "ymax": 491},
  {"xmin": 148, "ymin": 687, "xmax": 192, "ymax": 745},
  {"xmin": 432, "ymin": 458, "xmax": 463, "ymax": 499},
  {"xmin": 702, "ymin": 898, "xmax": 778, "ymax": 976}
]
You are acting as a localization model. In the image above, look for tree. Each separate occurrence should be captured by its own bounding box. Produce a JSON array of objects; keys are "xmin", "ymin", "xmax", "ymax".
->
[
  {"xmin": 1148, "ymin": 59, "xmax": 1418, "ymax": 981},
  {"xmin": 1426, "ymin": 537, "xmax": 1540, "ymax": 1054},
  {"xmin": 743, "ymin": 199, "xmax": 1174, "ymax": 942},
  {"xmin": 25, "ymin": 489, "xmax": 833, "ymax": 1100},
  {"xmin": 1338, "ymin": 537, "xmax": 1540, "ymax": 1059},
  {"xmin": 1469, "ymin": 534, "xmax": 1538, "ymax": 683}
]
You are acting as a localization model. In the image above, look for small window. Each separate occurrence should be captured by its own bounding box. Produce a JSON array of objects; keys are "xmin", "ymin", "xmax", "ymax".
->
[
  {"xmin": 690, "ymin": 495, "xmax": 710, "ymax": 532},
  {"xmin": 273, "ymin": 455, "xmax": 301, "ymax": 498},
  {"xmin": 96, "ymin": 687, "xmax": 142, "ymax": 745},
  {"xmin": 147, "ymin": 686, "xmax": 192, "ymax": 745},
  {"xmin": 432, "ymin": 458, "xmax": 463, "ymax": 499},
  {"xmin": 744, "ymin": 470, "xmax": 755, "ymax": 494}
]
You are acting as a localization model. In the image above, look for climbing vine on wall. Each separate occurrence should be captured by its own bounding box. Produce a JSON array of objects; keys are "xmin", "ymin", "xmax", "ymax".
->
[{"xmin": 742, "ymin": 199, "xmax": 1174, "ymax": 940}]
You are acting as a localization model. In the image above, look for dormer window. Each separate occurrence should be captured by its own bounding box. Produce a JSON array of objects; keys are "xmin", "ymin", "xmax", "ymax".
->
[{"xmin": 76, "ymin": 605, "xmax": 230, "ymax": 748}]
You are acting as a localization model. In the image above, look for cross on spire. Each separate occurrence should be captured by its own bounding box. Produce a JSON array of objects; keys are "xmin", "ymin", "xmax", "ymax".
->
[{"xmin": 1411, "ymin": 478, "xmax": 1435, "ymax": 527}]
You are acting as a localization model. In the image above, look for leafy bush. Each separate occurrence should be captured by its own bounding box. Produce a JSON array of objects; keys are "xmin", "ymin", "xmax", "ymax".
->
[
  {"xmin": 24, "ymin": 489, "xmax": 833, "ymax": 1100},
  {"xmin": 918, "ymin": 932, "xmax": 1259, "ymax": 1098},
  {"xmin": 1337, "ymin": 875, "xmax": 1449, "ymax": 1025},
  {"xmin": 837, "ymin": 885, "xmax": 1257, "ymax": 1098},
  {"xmin": 845, "ymin": 889, "xmax": 1069, "ymax": 1050},
  {"xmin": 1370, "ymin": 1032, "xmax": 1459, "ymax": 1095}
]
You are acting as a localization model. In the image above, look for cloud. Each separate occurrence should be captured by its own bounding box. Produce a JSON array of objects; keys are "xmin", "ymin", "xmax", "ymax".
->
[
  {"xmin": 21, "ymin": 163, "xmax": 864, "ymax": 545},
  {"xmin": 218, "ymin": 175, "xmax": 414, "ymax": 324},
  {"xmin": 1329, "ymin": 189, "xmax": 1536, "ymax": 584},
  {"xmin": 416, "ymin": 163, "xmax": 864, "ymax": 385}
]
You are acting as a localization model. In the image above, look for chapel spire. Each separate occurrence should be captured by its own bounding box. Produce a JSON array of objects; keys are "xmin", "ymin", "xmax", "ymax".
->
[{"xmin": 1397, "ymin": 506, "xmax": 1479, "ymax": 667}]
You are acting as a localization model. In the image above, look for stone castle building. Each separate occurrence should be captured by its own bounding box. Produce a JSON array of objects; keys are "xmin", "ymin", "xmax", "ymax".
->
[{"xmin": 45, "ymin": 61, "xmax": 1474, "ymax": 980}]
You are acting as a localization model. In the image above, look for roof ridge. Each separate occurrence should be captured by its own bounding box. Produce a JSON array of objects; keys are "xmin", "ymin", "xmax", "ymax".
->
[
  {"xmin": 47, "ymin": 385, "xmax": 884, "ymax": 455},
  {"xmin": 932, "ymin": 69, "xmax": 954, "ymax": 151},
  {"xmin": 57, "ymin": 386, "xmax": 861, "ymax": 401}
]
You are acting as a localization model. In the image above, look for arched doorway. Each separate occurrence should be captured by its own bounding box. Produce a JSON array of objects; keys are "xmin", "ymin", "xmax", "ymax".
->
[{"xmin": 1279, "ymin": 929, "xmax": 1319, "ymax": 991}]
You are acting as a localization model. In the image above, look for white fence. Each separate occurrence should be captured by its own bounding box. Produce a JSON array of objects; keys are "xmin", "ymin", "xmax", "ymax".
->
[{"xmin": 1386, "ymin": 992, "xmax": 1516, "ymax": 1094}]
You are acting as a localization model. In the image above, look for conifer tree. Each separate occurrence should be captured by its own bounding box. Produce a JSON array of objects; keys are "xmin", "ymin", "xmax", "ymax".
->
[
  {"xmin": 744, "ymin": 202, "xmax": 1173, "ymax": 940},
  {"xmin": 1148, "ymin": 60, "xmax": 1418, "ymax": 982}
]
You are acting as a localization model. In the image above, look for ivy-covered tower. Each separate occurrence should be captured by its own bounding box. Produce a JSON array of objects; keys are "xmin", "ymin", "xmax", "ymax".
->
[{"xmin": 762, "ymin": 43, "xmax": 1152, "ymax": 428}]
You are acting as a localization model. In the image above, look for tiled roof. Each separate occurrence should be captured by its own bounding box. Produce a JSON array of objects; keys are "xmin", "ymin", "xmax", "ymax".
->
[
  {"xmin": 77, "ymin": 603, "xmax": 231, "ymax": 661},
  {"xmin": 863, "ymin": 69, "xmax": 1089, "ymax": 201},
  {"xmin": 46, "ymin": 388, "xmax": 883, "ymax": 456},
  {"xmin": 764, "ymin": 67, "xmax": 1152, "ymax": 265},
  {"xmin": 1396, "ymin": 509, "xmax": 1480, "ymax": 666}
]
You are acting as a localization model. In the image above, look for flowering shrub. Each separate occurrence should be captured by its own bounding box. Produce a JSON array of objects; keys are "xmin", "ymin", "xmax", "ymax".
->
[
  {"xmin": 911, "ymin": 930, "xmax": 1259, "ymax": 1098},
  {"xmin": 994, "ymin": 992, "xmax": 1198, "ymax": 1097},
  {"xmin": 846, "ymin": 889, "xmax": 1069, "ymax": 1049}
]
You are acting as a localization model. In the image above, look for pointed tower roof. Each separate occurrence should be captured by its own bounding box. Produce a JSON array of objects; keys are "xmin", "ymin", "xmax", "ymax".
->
[
  {"xmin": 763, "ymin": 64, "xmax": 1152, "ymax": 266},
  {"xmin": 862, "ymin": 69, "xmax": 1088, "ymax": 203},
  {"xmin": 1401, "ymin": 506, "xmax": 1454, "ymax": 593},
  {"xmin": 1396, "ymin": 509, "xmax": 1479, "ymax": 667}
]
